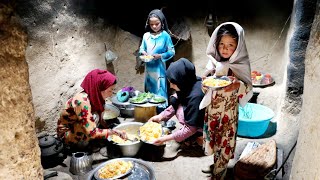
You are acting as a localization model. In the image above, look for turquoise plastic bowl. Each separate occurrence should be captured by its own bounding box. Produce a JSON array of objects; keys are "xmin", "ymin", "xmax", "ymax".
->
[{"xmin": 238, "ymin": 103, "xmax": 274, "ymax": 138}]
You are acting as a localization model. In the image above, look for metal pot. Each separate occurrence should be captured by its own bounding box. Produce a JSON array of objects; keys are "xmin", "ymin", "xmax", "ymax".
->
[
  {"xmin": 111, "ymin": 96, "xmax": 135, "ymax": 118},
  {"xmin": 100, "ymin": 104, "xmax": 121, "ymax": 128},
  {"xmin": 110, "ymin": 122, "xmax": 143, "ymax": 157},
  {"xmin": 69, "ymin": 152, "xmax": 93, "ymax": 175},
  {"xmin": 103, "ymin": 104, "xmax": 120, "ymax": 119}
]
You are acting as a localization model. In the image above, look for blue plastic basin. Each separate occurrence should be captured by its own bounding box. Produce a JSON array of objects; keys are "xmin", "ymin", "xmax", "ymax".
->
[{"xmin": 238, "ymin": 103, "xmax": 274, "ymax": 138}]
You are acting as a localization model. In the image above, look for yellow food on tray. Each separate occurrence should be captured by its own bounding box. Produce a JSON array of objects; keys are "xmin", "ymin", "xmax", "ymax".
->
[
  {"xmin": 98, "ymin": 160, "xmax": 133, "ymax": 179},
  {"xmin": 112, "ymin": 133, "xmax": 139, "ymax": 144},
  {"xmin": 139, "ymin": 122, "xmax": 162, "ymax": 142},
  {"xmin": 202, "ymin": 77, "xmax": 231, "ymax": 87}
]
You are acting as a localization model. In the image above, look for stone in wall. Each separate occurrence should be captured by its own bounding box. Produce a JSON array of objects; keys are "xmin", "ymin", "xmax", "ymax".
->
[{"xmin": 0, "ymin": 3, "xmax": 43, "ymax": 179}]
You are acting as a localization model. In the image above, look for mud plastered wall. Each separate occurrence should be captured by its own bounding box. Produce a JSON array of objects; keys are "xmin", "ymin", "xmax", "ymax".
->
[
  {"xmin": 290, "ymin": 1, "xmax": 320, "ymax": 178},
  {"xmin": 0, "ymin": 4, "xmax": 42, "ymax": 179},
  {"xmin": 17, "ymin": 1, "xmax": 143, "ymax": 134}
]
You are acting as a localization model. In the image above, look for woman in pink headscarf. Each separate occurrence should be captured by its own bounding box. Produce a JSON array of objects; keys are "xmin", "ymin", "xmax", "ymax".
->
[{"xmin": 57, "ymin": 69, "xmax": 126, "ymax": 147}]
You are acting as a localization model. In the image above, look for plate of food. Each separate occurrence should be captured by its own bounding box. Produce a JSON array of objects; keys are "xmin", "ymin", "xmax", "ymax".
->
[
  {"xmin": 129, "ymin": 96, "xmax": 148, "ymax": 104},
  {"xmin": 202, "ymin": 76, "xmax": 232, "ymax": 89},
  {"xmin": 251, "ymin": 71, "xmax": 275, "ymax": 87},
  {"xmin": 139, "ymin": 121, "xmax": 163, "ymax": 144},
  {"xmin": 94, "ymin": 159, "xmax": 134, "ymax": 180},
  {"xmin": 139, "ymin": 55, "xmax": 154, "ymax": 62},
  {"xmin": 129, "ymin": 92, "xmax": 154, "ymax": 104},
  {"xmin": 149, "ymin": 95, "xmax": 166, "ymax": 104}
]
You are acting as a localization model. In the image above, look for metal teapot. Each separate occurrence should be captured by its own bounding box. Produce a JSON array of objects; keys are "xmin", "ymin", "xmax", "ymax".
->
[
  {"xmin": 38, "ymin": 135, "xmax": 63, "ymax": 157},
  {"xmin": 69, "ymin": 152, "xmax": 93, "ymax": 175},
  {"xmin": 38, "ymin": 135, "xmax": 65, "ymax": 168}
]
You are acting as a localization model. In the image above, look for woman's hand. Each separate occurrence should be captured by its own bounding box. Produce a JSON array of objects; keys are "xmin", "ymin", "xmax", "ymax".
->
[
  {"xmin": 109, "ymin": 129, "xmax": 128, "ymax": 140},
  {"xmin": 153, "ymin": 136, "xmax": 168, "ymax": 146},
  {"xmin": 224, "ymin": 76, "xmax": 240, "ymax": 92},
  {"xmin": 148, "ymin": 114, "xmax": 162, "ymax": 123}
]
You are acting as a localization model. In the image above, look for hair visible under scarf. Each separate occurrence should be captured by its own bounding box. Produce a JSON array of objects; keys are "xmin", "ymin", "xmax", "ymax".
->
[
  {"xmin": 80, "ymin": 69, "xmax": 116, "ymax": 114},
  {"xmin": 166, "ymin": 58, "xmax": 205, "ymax": 127},
  {"xmin": 145, "ymin": 9, "xmax": 169, "ymax": 33},
  {"xmin": 215, "ymin": 24, "xmax": 239, "ymax": 61}
]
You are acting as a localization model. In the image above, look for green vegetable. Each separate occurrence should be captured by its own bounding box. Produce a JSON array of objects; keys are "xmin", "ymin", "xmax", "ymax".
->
[{"xmin": 152, "ymin": 97, "xmax": 166, "ymax": 103}]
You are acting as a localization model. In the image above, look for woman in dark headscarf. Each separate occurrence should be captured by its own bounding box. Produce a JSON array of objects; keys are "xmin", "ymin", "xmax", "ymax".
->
[
  {"xmin": 57, "ymin": 69, "xmax": 126, "ymax": 148},
  {"xmin": 139, "ymin": 9, "xmax": 175, "ymax": 108},
  {"xmin": 148, "ymin": 58, "xmax": 205, "ymax": 146}
]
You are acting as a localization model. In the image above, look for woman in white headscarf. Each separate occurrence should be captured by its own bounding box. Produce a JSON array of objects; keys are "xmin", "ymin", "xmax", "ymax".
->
[{"xmin": 200, "ymin": 22, "xmax": 253, "ymax": 179}]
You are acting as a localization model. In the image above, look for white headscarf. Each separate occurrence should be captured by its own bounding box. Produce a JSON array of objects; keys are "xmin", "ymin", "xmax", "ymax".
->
[{"xmin": 206, "ymin": 22, "xmax": 253, "ymax": 107}]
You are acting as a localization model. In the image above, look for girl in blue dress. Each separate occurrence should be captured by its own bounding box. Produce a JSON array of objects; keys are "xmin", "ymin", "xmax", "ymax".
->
[{"xmin": 139, "ymin": 9, "xmax": 175, "ymax": 108}]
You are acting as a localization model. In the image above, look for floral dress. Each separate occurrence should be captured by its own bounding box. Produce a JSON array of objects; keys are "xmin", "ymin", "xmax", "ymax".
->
[
  {"xmin": 203, "ymin": 81, "xmax": 251, "ymax": 179},
  {"xmin": 57, "ymin": 92, "xmax": 108, "ymax": 145}
]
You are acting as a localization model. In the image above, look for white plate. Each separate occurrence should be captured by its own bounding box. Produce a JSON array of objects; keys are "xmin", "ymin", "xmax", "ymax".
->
[
  {"xmin": 202, "ymin": 76, "xmax": 232, "ymax": 89},
  {"xmin": 139, "ymin": 55, "xmax": 154, "ymax": 62},
  {"xmin": 129, "ymin": 97, "xmax": 148, "ymax": 104},
  {"xmin": 149, "ymin": 95, "xmax": 166, "ymax": 104}
]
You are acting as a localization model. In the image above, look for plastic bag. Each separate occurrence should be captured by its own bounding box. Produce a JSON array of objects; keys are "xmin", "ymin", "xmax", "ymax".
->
[{"xmin": 105, "ymin": 50, "xmax": 118, "ymax": 64}]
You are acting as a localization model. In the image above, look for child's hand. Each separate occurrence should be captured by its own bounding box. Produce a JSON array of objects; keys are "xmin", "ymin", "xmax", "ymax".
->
[
  {"xmin": 224, "ymin": 76, "xmax": 240, "ymax": 92},
  {"xmin": 153, "ymin": 54, "xmax": 161, "ymax": 60}
]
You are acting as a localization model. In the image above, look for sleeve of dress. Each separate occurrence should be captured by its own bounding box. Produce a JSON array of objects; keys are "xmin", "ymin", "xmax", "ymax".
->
[
  {"xmin": 172, "ymin": 124, "xmax": 198, "ymax": 142},
  {"xmin": 159, "ymin": 105, "xmax": 176, "ymax": 121},
  {"xmin": 139, "ymin": 33, "xmax": 147, "ymax": 55},
  {"xmin": 160, "ymin": 33, "xmax": 175, "ymax": 62},
  {"xmin": 237, "ymin": 80, "xmax": 253, "ymax": 107},
  {"xmin": 72, "ymin": 94, "xmax": 109, "ymax": 140}
]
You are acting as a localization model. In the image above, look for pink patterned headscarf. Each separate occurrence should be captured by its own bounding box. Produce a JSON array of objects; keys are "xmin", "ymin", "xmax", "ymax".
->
[{"xmin": 80, "ymin": 69, "xmax": 116, "ymax": 113}]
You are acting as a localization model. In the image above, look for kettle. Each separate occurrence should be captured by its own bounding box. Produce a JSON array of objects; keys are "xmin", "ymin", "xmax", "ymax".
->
[
  {"xmin": 38, "ymin": 135, "xmax": 65, "ymax": 168},
  {"xmin": 69, "ymin": 152, "xmax": 93, "ymax": 175},
  {"xmin": 38, "ymin": 135, "xmax": 63, "ymax": 157}
]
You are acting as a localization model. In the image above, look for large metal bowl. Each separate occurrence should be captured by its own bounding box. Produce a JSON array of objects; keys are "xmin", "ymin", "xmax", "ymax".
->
[
  {"xmin": 103, "ymin": 104, "xmax": 120, "ymax": 120},
  {"xmin": 100, "ymin": 104, "xmax": 121, "ymax": 128},
  {"xmin": 109, "ymin": 122, "xmax": 143, "ymax": 157}
]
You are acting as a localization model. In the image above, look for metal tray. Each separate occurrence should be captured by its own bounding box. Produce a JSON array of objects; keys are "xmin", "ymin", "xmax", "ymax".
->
[
  {"xmin": 94, "ymin": 159, "xmax": 134, "ymax": 180},
  {"xmin": 252, "ymin": 77, "xmax": 275, "ymax": 87},
  {"xmin": 87, "ymin": 158, "xmax": 156, "ymax": 180}
]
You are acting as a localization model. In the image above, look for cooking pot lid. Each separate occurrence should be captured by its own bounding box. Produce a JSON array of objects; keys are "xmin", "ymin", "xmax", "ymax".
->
[{"xmin": 39, "ymin": 135, "xmax": 56, "ymax": 147}]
